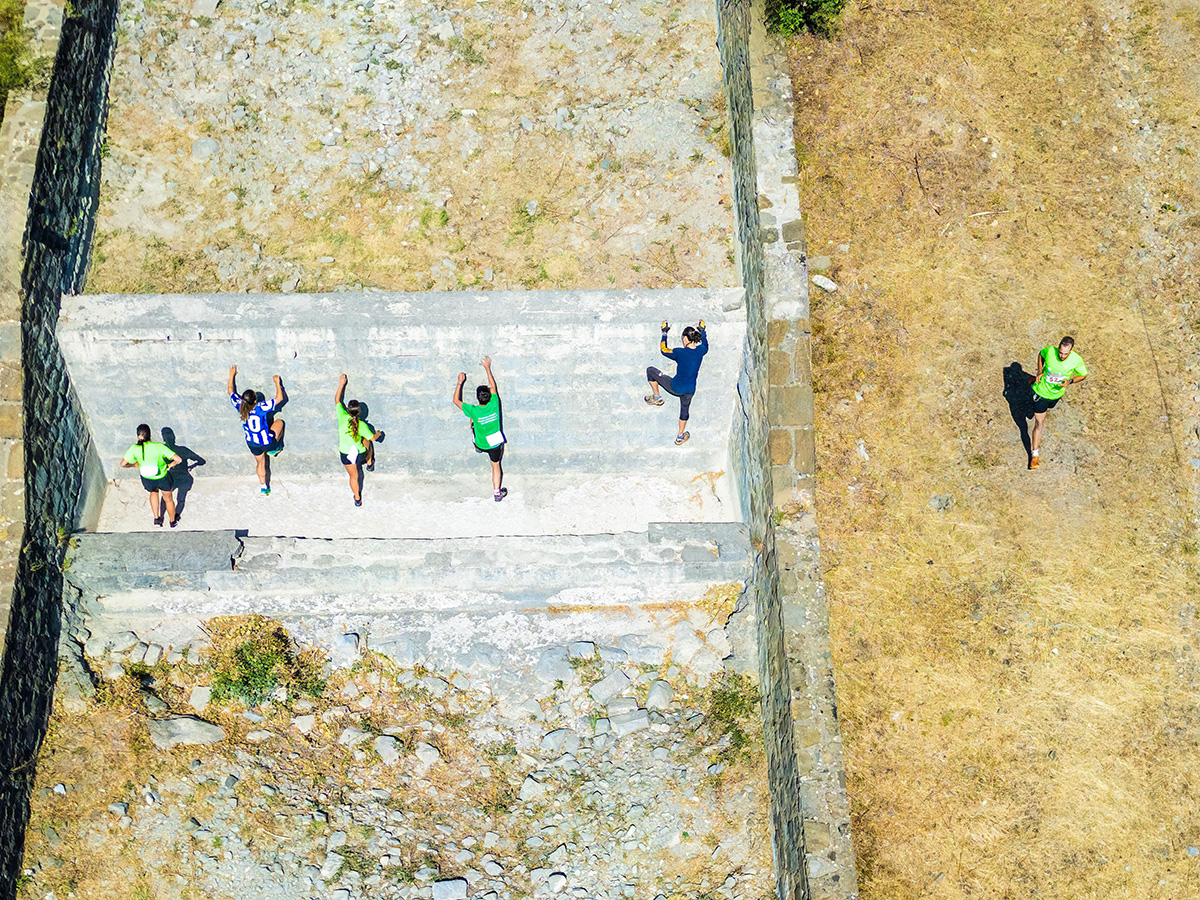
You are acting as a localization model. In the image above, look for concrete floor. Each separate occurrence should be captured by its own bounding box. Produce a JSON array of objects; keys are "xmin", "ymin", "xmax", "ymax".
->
[{"xmin": 96, "ymin": 469, "xmax": 737, "ymax": 539}]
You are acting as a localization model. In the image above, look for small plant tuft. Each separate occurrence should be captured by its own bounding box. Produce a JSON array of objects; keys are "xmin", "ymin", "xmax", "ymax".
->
[{"xmin": 765, "ymin": 0, "xmax": 846, "ymax": 37}]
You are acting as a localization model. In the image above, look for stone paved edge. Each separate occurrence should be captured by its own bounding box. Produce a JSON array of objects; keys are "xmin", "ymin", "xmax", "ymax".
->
[
  {"xmin": 748, "ymin": 3, "xmax": 860, "ymax": 899},
  {"xmin": 0, "ymin": 0, "xmax": 66, "ymax": 654}
]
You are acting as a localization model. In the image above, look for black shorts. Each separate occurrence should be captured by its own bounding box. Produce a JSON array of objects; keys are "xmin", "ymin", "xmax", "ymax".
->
[
  {"xmin": 1031, "ymin": 392, "xmax": 1060, "ymax": 414},
  {"xmin": 340, "ymin": 451, "xmax": 363, "ymax": 466},
  {"xmin": 248, "ymin": 440, "xmax": 278, "ymax": 457},
  {"xmin": 475, "ymin": 443, "xmax": 504, "ymax": 463},
  {"xmin": 140, "ymin": 472, "xmax": 173, "ymax": 493},
  {"xmin": 646, "ymin": 367, "xmax": 694, "ymax": 421}
]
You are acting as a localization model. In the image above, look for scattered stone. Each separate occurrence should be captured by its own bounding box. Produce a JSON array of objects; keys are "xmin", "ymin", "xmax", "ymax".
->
[
  {"xmin": 432, "ymin": 877, "xmax": 468, "ymax": 900},
  {"xmin": 567, "ymin": 641, "xmax": 595, "ymax": 659},
  {"xmin": 291, "ymin": 714, "xmax": 316, "ymax": 734},
  {"xmin": 338, "ymin": 727, "xmax": 370, "ymax": 747},
  {"xmin": 147, "ymin": 717, "xmax": 226, "ymax": 749},
  {"xmin": 929, "ymin": 494, "xmax": 955, "ymax": 511},
  {"xmin": 110, "ymin": 632, "xmax": 139, "ymax": 653},
  {"xmin": 548, "ymin": 872, "xmax": 568, "ymax": 892},
  {"xmin": 807, "ymin": 255, "xmax": 832, "ymax": 272},
  {"xmin": 190, "ymin": 137, "xmax": 219, "ymax": 162},
  {"xmin": 320, "ymin": 852, "xmax": 343, "ymax": 879},
  {"xmin": 373, "ymin": 735, "xmax": 400, "ymax": 765},
  {"xmin": 519, "ymin": 775, "xmax": 547, "ymax": 801},
  {"xmin": 246, "ymin": 730, "xmax": 272, "ymax": 743},
  {"xmin": 540, "ymin": 728, "xmax": 571, "ymax": 754},
  {"xmin": 589, "ymin": 670, "xmax": 630, "ymax": 705},
  {"xmin": 811, "ymin": 274, "xmax": 838, "ymax": 292},
  {"xmin": 188, "ymin": 685, "xmax": 211, "ymax": 710},
  {"xmin": 107, "ymin": 802, "xmax": 128, "ymax": 816},
  {"xmin": 415, "ymin": 742, "xmax": 441, "ymax": 765},
  {"xmin": 646, "ymin": 680, "xmax": 673, "ymax": 710},
  {"xmin": 610, "ymin": 709, "xmax": 649, "ymax": 736}
]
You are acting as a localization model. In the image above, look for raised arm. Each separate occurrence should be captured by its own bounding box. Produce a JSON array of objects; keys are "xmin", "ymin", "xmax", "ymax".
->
[
  {"xmin": 482, "ymin": 356, "xmax": 498, "ymax": 395},
  {"xmin": 272, "ymin": 374, "xmax": 284, "ymax": 404},
  {"xmin": 453, "ymin": 372, "xmax": 466, "ymax": 410},
  {"xmin": 227, "ymin": 365, "xmax": 237, "ymax": 396},
  {"xmin": 659, "ymin": 322, "xmax": 673, "ymax": 359},
  {"xmin": 335, "ymin": 373, "xmax": 348, "ymax": 406}
]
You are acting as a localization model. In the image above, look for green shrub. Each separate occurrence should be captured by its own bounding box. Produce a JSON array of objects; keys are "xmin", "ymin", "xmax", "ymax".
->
[
  {"xmin": 206, "ymin": 615, "xmax": 326, "ymax": 705},
  {"xmin": 766, "ymin": 0, "xmax": 846, "ymax": 37},
  {"xmin": 0, "ymin": 0, "xmax": 37, "ymax": 111}
]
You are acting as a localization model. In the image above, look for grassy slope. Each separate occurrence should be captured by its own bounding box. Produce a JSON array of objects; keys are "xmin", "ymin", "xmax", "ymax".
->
[{"xmin": 788, "ymin": 0, "xmax": 1200, "ymax": 896}]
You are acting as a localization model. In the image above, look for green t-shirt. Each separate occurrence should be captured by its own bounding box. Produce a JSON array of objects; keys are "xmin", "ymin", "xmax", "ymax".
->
[
  {"xmin": 462, "ymin": 395, "xmax": 504, "ymax": 450},
  {"xmin": 1032, "ymin": 347, "xmax": 1088, "ymax": 400},
  {"xmin": 123, "ymin": 441, "xmax": 175, "ymax": 479},
  {"xmin": 337, "ymin": 403, "xmax": 374, "ymax": 456}
]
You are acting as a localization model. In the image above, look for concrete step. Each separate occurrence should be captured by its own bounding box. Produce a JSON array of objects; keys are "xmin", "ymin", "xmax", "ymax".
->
[
  {"xmin": 93, "ymin": 471, "xmax": 737, "ymax": 540},
  {"xmin": 66, "ymin": 524, "xmax": 753, "ymax": 677},
  {"xmin": 66, "ymin": 523, "xmax": 751, "ymax": 601},
  {"xmin": 60, "ymin": 288, "xmax": 747, "ymax": 479}
]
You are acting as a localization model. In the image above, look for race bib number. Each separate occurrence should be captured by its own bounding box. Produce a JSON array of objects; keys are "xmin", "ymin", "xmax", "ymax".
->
[
  {"xmin": 1046, "ymin": 373, "xmax": 1065, "ymax": 384},
  {"xmin": 485, "ymin": 430, "xmax": 506, "ymax": 448}
]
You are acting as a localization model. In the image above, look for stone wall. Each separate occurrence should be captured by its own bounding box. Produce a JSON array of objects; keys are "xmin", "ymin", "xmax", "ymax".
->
[
  {"xmin": 0, "ymin": 0, "xmax": 116, "ymax": 895},
  {"xmin": 718, "ymin": 1, "xmax": 858, "ymax": 899}
]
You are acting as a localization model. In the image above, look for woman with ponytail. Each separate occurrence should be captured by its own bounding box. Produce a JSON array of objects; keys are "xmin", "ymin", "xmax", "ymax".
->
[
  {"xmin": 335, "ymin": 374, "xmax": 382, "ymax": 507},
  {"xmin": 227, "ymin": 365, "xmax": 285, "ymax": 495},
  {"xmin": 119, "ymin": 424, "xmax": 183, "ymax": 527}
]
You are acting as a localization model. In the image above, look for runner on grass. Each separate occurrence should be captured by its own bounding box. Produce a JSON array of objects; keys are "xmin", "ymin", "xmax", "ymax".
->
[
  {"xmin": 119, "ymin": 424, "xmax": 183, "ymax": 528},
  {"xmin": 453, "ymin": 355, "xmax": 507, "ymax": 501},
  {"xmin": 334, "ymin": 374, "xmax": 383, "ymax": 508},
  {"xmin": 227, "ymin": 365, "xmax": 285, "ymax": 495},
  {"xmin": 645, "ymin": 319, "xmax": 708, "ymax": 445},
  {"xmin": 1028, "ymin": 335, "xmax": 1088, "ymax": 469}
]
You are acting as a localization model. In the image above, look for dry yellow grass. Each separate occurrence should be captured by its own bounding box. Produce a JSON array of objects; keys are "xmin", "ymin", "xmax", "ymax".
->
[{"xmin": 788, "ymin": 0, "xmax": 1200, "ymax": 897}]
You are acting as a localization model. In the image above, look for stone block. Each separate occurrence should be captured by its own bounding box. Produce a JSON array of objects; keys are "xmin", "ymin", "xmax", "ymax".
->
[
  {"xmin": 768, "ymin": 384, "xmax": 813, "ymax": 428},
  {"xmin": 780, "ymin": 219, "xmax": 804, "ymax": 243},
  {"xmin": 771, "ymin": 466, "xmax": 796, "ymax": 507},
  {"xmin": 768, "ymin": 350, "xmax": 789, "ymax": 386},
  {"xmin": 802, "ymin": 819, "xmax": 832, "ymax": 854},
  {"xmin": 768, "ymin": 428, "xmax": 792, "ymax": 466},
  {"xmin": 0, "ymin": 403, "xmax": 20, "ymax": 439},
  {"xmin": 0, "ymin": 365, "xmax": 21, "ymax": 401},
  {"xmin": 767, "ymin": 319, "xmax": 787, "ymax": 348},
  {"xmin": 792, "ymin": 428, "xmax": 816, "ymax": 475},
  {"xmin": 792, "ymin": 336, "xmax": 812, "ymax": 384},
  {"xmin": 6, "ymin": 441, "xmax": 21, "ymax": 479}
]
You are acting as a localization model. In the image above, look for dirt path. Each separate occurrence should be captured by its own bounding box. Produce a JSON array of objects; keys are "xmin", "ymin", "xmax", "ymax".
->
[{"xmin": 787, "ymin": 0, "xmax": 1200, "ymax": 896}]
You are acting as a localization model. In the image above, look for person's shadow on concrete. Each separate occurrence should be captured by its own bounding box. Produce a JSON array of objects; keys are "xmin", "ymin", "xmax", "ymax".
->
[
  {"xmin": 1003, "ymin": 362, "xmax": 1034, "ymax": 462},
  {"xmin": 160, "ymin": 427, "xmax": 206, "ymax": 519},
  {"xmin": 354, "ymin": 401, "xmax": 384, "ymax": 486}
]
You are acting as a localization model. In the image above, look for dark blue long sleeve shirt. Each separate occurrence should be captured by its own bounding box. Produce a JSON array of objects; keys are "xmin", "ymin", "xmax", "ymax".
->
[{"xmin": 660, "ymin": 329, "xmax": 708, "ymax": 394}]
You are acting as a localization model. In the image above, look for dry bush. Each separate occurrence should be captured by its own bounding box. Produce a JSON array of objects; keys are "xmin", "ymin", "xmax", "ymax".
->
[{"xmin": 789, "ymin": 0, "xmax": 1200, "ymax": 896}]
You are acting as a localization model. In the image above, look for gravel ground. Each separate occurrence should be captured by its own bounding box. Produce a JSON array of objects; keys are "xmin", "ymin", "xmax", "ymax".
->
[
  {"xmin": 90, "ymin": 0, "xmax": 738, "ymax": 294},
  {"xmin": 23, "ymin": 638, "xmax": 772, "ymax": 900}
]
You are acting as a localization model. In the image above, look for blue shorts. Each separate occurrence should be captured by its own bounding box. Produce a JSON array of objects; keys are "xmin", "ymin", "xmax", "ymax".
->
[{"xmin": 248, "ymin": 440, "xmax": 279, "ymax": 457}]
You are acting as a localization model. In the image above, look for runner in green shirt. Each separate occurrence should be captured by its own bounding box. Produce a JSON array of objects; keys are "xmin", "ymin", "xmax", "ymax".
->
[
  {"xmin": 334, "ymin": 374, "xmax": 383, "ymax": 507},
  {"xmin": 1028, "ymin": 335, "xmax": 1088, "ymax": 469},
  {"xmin": 453, "ymin": 355, "xmax": 507, "ymax": 501},
  {"xmin": 119, "ymin": 424, "xmax": 183, "ymax": 526}
]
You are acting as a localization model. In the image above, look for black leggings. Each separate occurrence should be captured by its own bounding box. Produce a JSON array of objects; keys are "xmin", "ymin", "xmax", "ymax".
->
[{"xmin": 647, "ymin": 367, "xmax": 694, "ymax": 421}]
